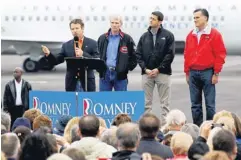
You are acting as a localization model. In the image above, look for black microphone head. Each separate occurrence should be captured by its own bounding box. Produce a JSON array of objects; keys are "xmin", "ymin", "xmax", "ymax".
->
[{"xmin": 74, "ymin": 36, "xmax": 79, "ymax": 42}]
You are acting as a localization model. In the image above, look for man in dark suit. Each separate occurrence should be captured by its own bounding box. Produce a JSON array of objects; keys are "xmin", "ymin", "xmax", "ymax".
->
[
  {"xmin": 3, "ymin": 67, "xmax": 32, "ymax": 129},
  {"xmin": 41, "ymin": 19, "xmax": 98, "ymax": 91}
]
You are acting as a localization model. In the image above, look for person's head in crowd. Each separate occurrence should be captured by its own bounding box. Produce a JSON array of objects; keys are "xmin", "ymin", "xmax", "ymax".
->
[
  {"xmin": 11, "ymin": 117, "xmax": 31, "ymax": 131},
  {"xmin": 1, "ymin": 111, "xmax": 11, "ymax": 132},
  {"xmin": 46, "ymin": 133, "xmax": 58, "ymax": 153},
  {"xmin": 54, "ymin": 115, "xmax": 73, "ymax": 136},
  {"xmin": 1, "ymin": 133, "xmax": 20, "ymax": 159},
  {"xmin": 207, "ymin": 127, "xmax": 222, "ymax": 150},
  {"xmin": 213, "ymin": 110, "xmax": 232, "ymax": 123},
  {"xmin": 79, "ymin": 115, "xmax": 100, "ymax": 137},
  {"xmin": 162, "ymin": 133, "xmax": 173, "ymax": 146},
  {"xmin": 33, "ymin": 115, "xmax": 52, "ymax": 132},
  {"xmin": 188, "ymin": 141, "xmax": 209, "ymax": 160},
  {"xmin": 98, "ymin": 117, "xmax": 107, "ymax": 136},
  {"xmin": 170, "ymin": 132, "xmax": 193, "ymax": 158},
  {"xmin": 212, "ymin": 129, "xmax": 237, "ymax": 160},
  {"xmin": 64, "ymin": 117, "xmax": 80, "ymax": 143},
  {"xmin": 19, "ymin": 133, "xmax": 55, "ymax": 160},
  {"xmin": 112, "ymin": 113, "xmax": 132, "ymax": 127},
  {"xmin": 216, "ymin": 117, "xmax": 236, "ymax": 134},
  {"xmin": 62, "ymin": 147, "xmax": 86, "ymax": 160},
  {"xmin": 180, "ymin": 123, "xmax": 200, "ymax": 141},
  {"xmin": 163, "ymin": 109, "xmax": 186, "ymax": 133},
  {"xmin": 23, "ymin": 108, "xmax": 42, "ymax": 129},
  {"xmin": 70, "ymin": 124, "xmax": 81, "ymax": 143},
  {"xmin": 34, "ymin": 127, "xmax": 57, "ymax": 152},
  {"xmin": 202, "ymin": 151, "xmax": 230, "ymax": 160},
  {"xmin": 35, "ymin": 126, "xmax": 53, "ymax": 134},
  {"xmin": 99, "ymin": 117, "xmax": 107, "ymax": 128},
  {"xmin": 47, "ymin": 153, "xmax": 72, "ymax": 160},
  {"xmin": 100, "ymin": 127, "xmax": 118, "ymax": 149},
  {"xmin": 139, "ymin": 113, "xmax": 160, "ymax": 139},
  {"xmin": 116, "ymin": 122, "xmax": 140, "ymax": 151},
  {"xmin": 13, "ymin": 126, "xmax": 31, "ymax": 144},
  {"xmin": 231, "ymin": 112, "xmax": 241, "ymax": 138},
  {"xmin": 1, "ymin": 152, "xmax": 6, "ymax": 160}
]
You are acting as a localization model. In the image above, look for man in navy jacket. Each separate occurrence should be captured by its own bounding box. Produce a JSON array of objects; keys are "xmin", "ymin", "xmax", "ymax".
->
[{"xmin": 97, "ymin": 15, "xmax": 137, "ymax": 91}]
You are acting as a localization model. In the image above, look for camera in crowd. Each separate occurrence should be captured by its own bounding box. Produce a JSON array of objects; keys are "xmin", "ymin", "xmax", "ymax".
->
[{"xmin": 211, "ymin": 123, "xmax": 224, "ymax": 129}]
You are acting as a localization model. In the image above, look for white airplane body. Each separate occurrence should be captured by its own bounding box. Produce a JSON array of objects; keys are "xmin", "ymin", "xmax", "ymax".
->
[{"xmin": 1, "ymin": 0, "xmax": 241, "ymax": 72}]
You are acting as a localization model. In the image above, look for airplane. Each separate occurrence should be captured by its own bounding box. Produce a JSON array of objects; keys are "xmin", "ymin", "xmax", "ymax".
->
[{"xmin": 1, "ymin": 0, "xmax": 241, "ymax": 72}]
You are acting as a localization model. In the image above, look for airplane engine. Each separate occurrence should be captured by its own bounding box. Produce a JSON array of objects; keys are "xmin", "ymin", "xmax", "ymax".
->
[
  {"xmin": 23, "ymin": 56, "xmax": 55, "ymax": 72},
  {"xmin": 175, "ymin": 41, "xmax": 185, "ymax": 54}
]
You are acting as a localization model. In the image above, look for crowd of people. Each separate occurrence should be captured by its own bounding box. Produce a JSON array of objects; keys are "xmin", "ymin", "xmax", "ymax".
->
[{"xmin": 1, "ymin": 108, "xmax": 241, "ymax": 160}]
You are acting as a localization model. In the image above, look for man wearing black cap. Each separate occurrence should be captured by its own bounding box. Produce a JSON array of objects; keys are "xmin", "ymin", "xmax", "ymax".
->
[
  {"xmin": 41, "ymin": 19, "xmax": 99, "ymax": 92},
  {"xmin": 136, "ymin": 11, "xmax": 175, "ymax": 126},
  {"xmin": 11, "ymin": 117, "xmax": 31, "ymax": 131}
]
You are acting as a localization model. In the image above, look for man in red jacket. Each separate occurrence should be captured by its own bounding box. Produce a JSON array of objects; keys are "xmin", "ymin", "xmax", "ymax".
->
[{"xmin": 184, "ymin": 8, "xmax": 226, "ymax": 126}]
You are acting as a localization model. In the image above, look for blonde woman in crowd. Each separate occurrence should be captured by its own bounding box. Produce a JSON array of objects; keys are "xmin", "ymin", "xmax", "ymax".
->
[
  {"xmin": 64, "ymin": 117, "xmax": 80, "ymax": 143},
  {"xmin": 167, "ymin": 132, "xmax": 193, "ymax": 160}
]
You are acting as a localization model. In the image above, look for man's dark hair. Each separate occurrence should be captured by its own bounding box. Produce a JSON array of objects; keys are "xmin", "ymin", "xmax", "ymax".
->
[
  {"xmin": 69, "ymin": 18, "xmax": 84, "ymax": 28},
  {"xmin": 139, "ymin": 113, "xmax": 160, "ymax": 138},
  {"xmin": 188, "ymin": 142, "xmax": 209, "ymax": 160},
  {"xmin": 151, "ymin": 11, "xmax": 164, "ymax": 21},
  {"xmin": 19, "ymin": 133, "xmax": 55, "ymax": 160},
  {"xmin": 193, "ymin": 8, "xmax": 209, "ymax": 21},
  {"xmin": 213, "ymin": 129, "xmax": 236, "ymax": 156},
  {"xmin": 79, "ymin": 115, "xmax": 100, "ymax": 137}
]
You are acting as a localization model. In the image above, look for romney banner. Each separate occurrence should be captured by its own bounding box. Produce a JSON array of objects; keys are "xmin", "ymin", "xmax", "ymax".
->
[
  {"xmin": 78, "ymin": 91, "xmax": 145, "ymax": 127},
  {"xmin": 29, "ymin": 91, "xmax": 78, "ymax": 128}
]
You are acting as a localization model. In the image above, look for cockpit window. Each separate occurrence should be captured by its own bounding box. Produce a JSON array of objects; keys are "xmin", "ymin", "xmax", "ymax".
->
[
  {"xmin": 12, "ymin": 16, "xmax": 17, "ymax": 21},
  {"xmin": 36, "ymin": 16, "xmax": 40, "ymax": 21},
  {"xmin": 44, "ymin": 16, "xmax": 48, "ymax": 21},
  {"xmin": 21, "ymin": 16, "xmax": 25, "ymax": 21},
  {"xmin": 5, "ymin": 16, "xmax": 9, "ymax": 21}
]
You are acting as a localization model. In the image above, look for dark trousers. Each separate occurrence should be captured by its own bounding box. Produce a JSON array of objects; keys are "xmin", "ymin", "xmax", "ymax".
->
[
  {"xmin": 189, "ymin": 68, "xmax": 216, "ymax": 126},
  {"xmin": 99, "ymin": 68, "xmax": 128, "ymax": 91},
  {"xmin": 75, "ymin": 78, "xmax": 96, "ymax": 92},
  {"xmin": 10, "ymin": 105, "xmax": 25, "ymax": 130}
]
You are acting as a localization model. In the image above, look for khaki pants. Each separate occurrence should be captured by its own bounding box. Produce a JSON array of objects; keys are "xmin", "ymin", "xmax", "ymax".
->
[{"xmin": 142, "ymin": 73, "xmax": 171, "ymax": 125}]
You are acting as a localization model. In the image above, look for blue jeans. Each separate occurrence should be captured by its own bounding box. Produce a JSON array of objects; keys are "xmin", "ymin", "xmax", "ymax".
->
[
  {"xmin": 99, "ymin": 69, "xmax": 128, "ymax": 91},
  {"xmin": 76, "ymin": 80, "xmax": 84, "ymax": 92},
  {"xmin": 189, "ymin": 68, "xmax": 216, "ymax": 126}
]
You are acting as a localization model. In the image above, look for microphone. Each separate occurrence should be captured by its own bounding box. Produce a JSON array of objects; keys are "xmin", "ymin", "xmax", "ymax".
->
[{"xmin": 74, "ymin": 36, "xmax": 79, "ymax": 48}]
